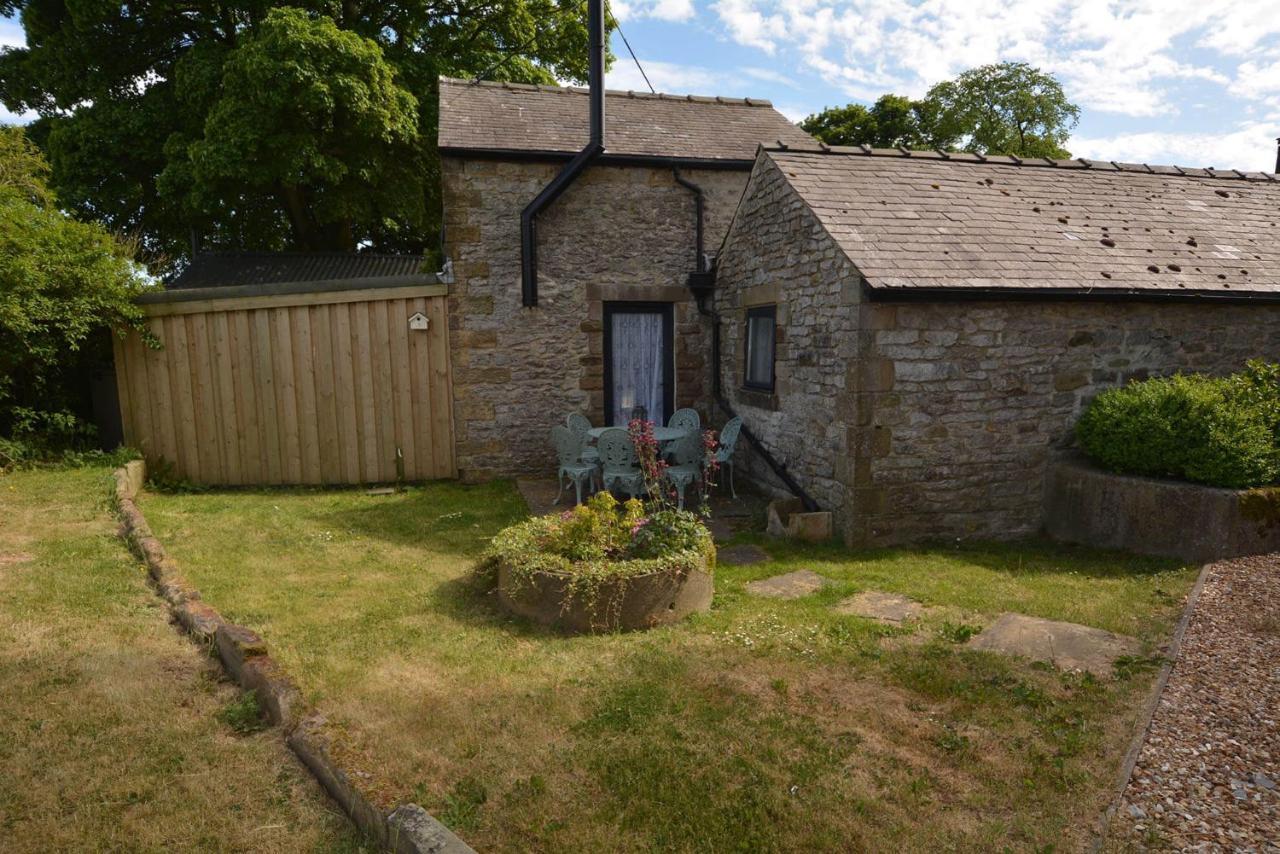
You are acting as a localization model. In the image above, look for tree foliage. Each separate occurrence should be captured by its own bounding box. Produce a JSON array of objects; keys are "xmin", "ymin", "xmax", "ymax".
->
[
  {"xmin": 800, "ymin": 62, "xmax": 1080, "ymax": 159},
  {"xmin": 0, "ymin": 126, "xmax": 153, "ymax": 446},
  {"xmin": 0, "ymin": 0, "xmax": 597, "ymax": 267}
]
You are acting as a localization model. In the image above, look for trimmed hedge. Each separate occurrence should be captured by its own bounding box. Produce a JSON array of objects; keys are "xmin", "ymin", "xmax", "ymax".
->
[{"xmin": 1076, "ymin": 361, "xmax": 1280, "ymax": 489}]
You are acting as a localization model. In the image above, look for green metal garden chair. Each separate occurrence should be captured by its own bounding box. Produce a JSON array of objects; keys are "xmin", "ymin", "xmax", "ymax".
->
[
  {"xmin": 668, "ymin": 408, "xmax": 701, "ymax": 433},
  {"xmin": 715, "ymin": 416, "xmax": 743, "ymax": 498},
  {"xmin": 663, "ymin": 430, "xmax": 704, "ymax": 510},
  {"xmin": 597, "ymin": 427, "xmax": 645, "ymax": 499},
  {"xmin": 551, "ymin": 425, "xmax": 596, "ymax": 506},
  {"xmin": 564, "ymin": 413, "xmax": 600, "ymax": 465}
]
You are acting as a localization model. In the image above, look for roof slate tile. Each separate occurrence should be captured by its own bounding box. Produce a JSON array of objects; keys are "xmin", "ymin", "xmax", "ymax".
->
[{"xmin": 437, "ymin": 77, "xmax": 813, "ymax": 162}]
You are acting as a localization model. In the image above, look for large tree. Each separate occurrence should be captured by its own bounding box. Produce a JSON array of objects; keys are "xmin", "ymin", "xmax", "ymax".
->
[
  {"xmin": 0, "ymin": 126, "xmax": 152, "ymax": 448},
  {"xmin": 0, "ymin": 1, "xmax": 595, "ymax": 268},
  {"xmin": 801, "ymin": 62, "xmax": 1080, "ymax": 159}
]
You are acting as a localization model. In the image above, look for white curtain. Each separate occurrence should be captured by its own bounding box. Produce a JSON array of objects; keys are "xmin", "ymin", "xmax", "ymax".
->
[{"xmin": 611, "ymin": 312, "xmax": 664, "ymax": 426}]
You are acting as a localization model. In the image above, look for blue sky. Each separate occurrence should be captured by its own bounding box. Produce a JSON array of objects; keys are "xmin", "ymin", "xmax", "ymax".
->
[{"xmin": 5, "ymin": 2, "xmax": 1280, "ymax": 171}]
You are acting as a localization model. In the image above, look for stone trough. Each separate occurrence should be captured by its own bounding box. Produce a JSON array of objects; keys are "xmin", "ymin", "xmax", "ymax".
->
[{"xmin": 496, "ymin": 555, "xmax": 714, "ymax": 634}]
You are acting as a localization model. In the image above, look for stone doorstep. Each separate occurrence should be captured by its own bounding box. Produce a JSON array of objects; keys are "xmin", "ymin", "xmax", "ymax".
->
[
  {"xmin": 111, "ymin": 472, "xmax": 473, "ymax": 854},
  {"xmin": 966, "ymin": 612, "xmax": 1142, "ymax": 678}
]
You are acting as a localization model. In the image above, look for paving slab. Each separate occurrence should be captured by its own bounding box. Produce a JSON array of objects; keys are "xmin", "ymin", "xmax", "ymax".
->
[
  {"xmin": 835, "ymin": 591, "xmax": 927, "ymax": 624},
  {"xmin": 745, "ymin": 569, "xmax": 830, "ymax": 599},
  {"xmin": 967, "ymin": 612, "xmax": 1141, "ymax": 677},
  {"xmin": 719, "ymin": 544, "xmax": 771, "ymax": 566},
  {"xmin": 516, "ymin": 478, "xmax": 561, "ymax": 516}
]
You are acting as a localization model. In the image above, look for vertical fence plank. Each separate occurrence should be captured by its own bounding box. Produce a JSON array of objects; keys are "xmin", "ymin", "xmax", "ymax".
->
[
  {"xmin": 351, "ymin": 301, "xmax": 379, "ymax": 482},
  {"xmin": 290, "ymin": 305, "xmax": 322, "ymax": 484},
  {"xmin": 251, "ymin": 309, "xmax": 283, "ymax": 484},
  {"xmin": 370, "ymin": 298, "xmax": 396, "ymax": 482},
  {"xmin": 270, "ymin": 308, "xmax": 302, "ymax": 483},
  {"xmin": 387, "ymin": 299, "xmax": 417, "ymax": 479},
  {"xmin": 229, "ymin": 311, "xmax": 263, "ymax": 483},
  {"xmin": 143, "ymin": 319, "xmax": 178, "ymax": 468},
  {"xmin": 210, "ymin": 311, "xmax": 242, "ymax": 484},
  {"xmin": 331, "ymin": 304, "xmax": 362, "ymax": 483},
  {"xmin": 426, "ymin": 296, "xmax": 456, "ymax": 477},
  {"xmin": 407, "ymin": 297, "xmax": 433, "ymax": 478},
  {"xmin": 311, "ymin": 305, "xmax": 341, "ymax": 484}
]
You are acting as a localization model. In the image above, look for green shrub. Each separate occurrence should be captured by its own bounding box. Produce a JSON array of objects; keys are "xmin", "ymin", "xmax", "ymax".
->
[{"xmin": 1076, "ymin": 361, "xmax": 1280, "ymax": 488}]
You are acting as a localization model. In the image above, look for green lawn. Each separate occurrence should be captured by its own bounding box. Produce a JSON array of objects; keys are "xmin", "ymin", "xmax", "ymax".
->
[
  {"xmin": 0, "ymin": 466, "xmax": 363, "ymax": 852},
  {"xmin": 141, "ymin": 481, "xmax": 1198, "ymax": 853}
]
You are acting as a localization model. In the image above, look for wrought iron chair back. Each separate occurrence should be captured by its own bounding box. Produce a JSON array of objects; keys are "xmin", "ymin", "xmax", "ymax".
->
[
  {"xmin": 668, "ymin": 407, "xmax": 701, "ymax": 433},
  {"xmin": 597, "ymin": 427, "xmax": 638, "ymax": 470}
]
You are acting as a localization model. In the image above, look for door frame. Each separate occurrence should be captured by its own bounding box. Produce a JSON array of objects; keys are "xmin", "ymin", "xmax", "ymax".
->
[{"xmin": 602, "ymin": 301, "xmax": 675, "ymax": 427}]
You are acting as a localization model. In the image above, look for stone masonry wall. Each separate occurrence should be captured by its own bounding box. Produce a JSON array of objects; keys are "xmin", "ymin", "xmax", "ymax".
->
[
  {"xmin": 849, "ymin": 300, "xmax": 1280, "ymax": 546},
  {"xmin": 443, "ymin": 157, "xmax": 747, "ymax": 479},
  {"xmin": 713, "ymin": 156, "xmax": 863, "ymax": 526}
]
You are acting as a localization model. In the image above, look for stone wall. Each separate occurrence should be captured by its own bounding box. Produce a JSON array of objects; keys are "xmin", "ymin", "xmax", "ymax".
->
[
  {"xmin": 715, "ymin": 157, "xmax": 1280, "ymax": 546},
  {"xmin": 443, "ymin": 157, "xmax": 747, "ymax": 479},
  {"xmin": 713, "ymin": 156, "xmax": 863, "ymax": 525},
  {"xmin": 851, "ymin": 299, "xmax": 1280, "ymax": 545}
]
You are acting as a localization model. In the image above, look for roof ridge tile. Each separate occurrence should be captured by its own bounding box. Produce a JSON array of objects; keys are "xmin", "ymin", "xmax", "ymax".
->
[
  {"xmin": 762, "ymin": 144, "xmax": 1277, "ymax": 182},
  {"xmin": 438, "ymin": 75, "xmax": 774, "ymax": 107}
]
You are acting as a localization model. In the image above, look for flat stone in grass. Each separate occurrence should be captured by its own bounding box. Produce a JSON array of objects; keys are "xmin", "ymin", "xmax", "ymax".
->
[
  {"xmin": 967, "ymin": 613, "xmax": 1142, "ymax": 677},
  {"xmin": 835, "ymin": 591, "xmax": 927, "ymax": 624},
  {"xmin": 719, "ymin": 544, "xmax": 770, "ymax": 566},
  {"xmin": 706, "ymin": 518, "xmax": 734, "ymax": 543},
  {"xmin": 745, "ymin": 569, "xmax": 830, "ymax": 599}
]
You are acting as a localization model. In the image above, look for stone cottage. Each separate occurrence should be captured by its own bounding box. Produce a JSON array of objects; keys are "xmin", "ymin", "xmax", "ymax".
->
[
  {"xmin": 437, "ymin": 77, "xmax": 812, "ymax": 479},
  {"xmin": 713, "ymin": 143, "xmax": 1280, "ymax": 545}
]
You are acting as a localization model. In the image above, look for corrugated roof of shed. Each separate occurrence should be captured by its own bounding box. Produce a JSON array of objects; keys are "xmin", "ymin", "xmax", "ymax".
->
[
  {"xmin": 765, "ymin": 145, "xmax": 1280, "ymax": 297},
  {"xmin": 167, "ymin": 252, "xmax": 429, "ymax": 290},
  {"xmin": 437, "ymin": 76, "xmax": 814, "ymax": 162}
]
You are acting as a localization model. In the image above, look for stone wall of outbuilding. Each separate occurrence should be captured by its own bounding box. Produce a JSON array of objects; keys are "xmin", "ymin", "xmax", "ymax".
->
[
  {"xmin": 850, "ymin": 299, "xmax": 1280, "ymax": 545},
  {"xmin": 442, "ymin": 157, "xmax": 747, "ymax": 479},
  {"xmin": 715, "ymin": 156, "xmax": 1280, "ymax": 546},
  {"xmin": 713, "ymin": 156, "xmax": 864, "ymax": 525}
]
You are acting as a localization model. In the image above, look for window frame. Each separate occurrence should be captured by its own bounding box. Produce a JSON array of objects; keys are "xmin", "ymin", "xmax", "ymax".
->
[{"xmin": 742, "ymin": 304, "xmax": 777, "ymax": 392}]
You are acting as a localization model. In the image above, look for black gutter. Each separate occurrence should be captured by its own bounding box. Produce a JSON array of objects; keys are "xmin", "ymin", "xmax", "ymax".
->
[
  {"xmin": 444, "ymin": 147, "xmax": 754, "ymax": 171},
  {"xmin": 710, "ymin": 316, "xmax": 821, "ymax": 513},
  {"xmin": 519, "ymin": 0, "xmax": 605, "ymax": 307}
]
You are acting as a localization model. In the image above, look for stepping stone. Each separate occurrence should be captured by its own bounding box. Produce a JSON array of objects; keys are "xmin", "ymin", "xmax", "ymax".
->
[
  {"xmin": 745, "ymin": 569, "xmax": 829, "ymax": 599},
  {"xmin": 966, "ymin": 613, "xmax": 1142, "ymax": 677},
  {"xmin": 718, "ymin": 544, "xmax": 770, "ymax": 566},
  {"xmin": 706, "ymin": 518, "xmax": 734, "ymax": 544},
  {"xmin": 835, "ymin": 591, "xmax": 927, "ymax": 624}
]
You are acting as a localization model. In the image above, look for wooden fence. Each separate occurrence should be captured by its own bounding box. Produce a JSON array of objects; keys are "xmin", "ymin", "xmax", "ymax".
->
[{"xmin": 113, "ymin": 283, "xmax": 456, "ymax": 485}]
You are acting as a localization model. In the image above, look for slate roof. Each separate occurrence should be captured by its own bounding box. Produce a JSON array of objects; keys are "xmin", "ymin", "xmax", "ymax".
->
[
  {"xmin": 438, "ymin": 77, "xmax": 813, "ymax": 163},
  {"xmin": 167, "ymin": 252, "xmax": 429, "ymax": 290},
  {"xmin": 766, "ymin": 144, "xmax": 1280, "ymax": 297}
]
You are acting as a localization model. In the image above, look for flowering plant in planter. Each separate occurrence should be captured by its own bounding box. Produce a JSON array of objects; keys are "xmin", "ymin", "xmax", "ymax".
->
[{"xmin": 627, "ymin": 418, "xmax": 722, "ymax": 516}]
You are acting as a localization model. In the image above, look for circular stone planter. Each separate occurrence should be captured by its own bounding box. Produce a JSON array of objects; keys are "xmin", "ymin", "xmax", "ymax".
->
[{"xmin": 497, "ymin": 555, "xmax": 714, "ymax": 634}]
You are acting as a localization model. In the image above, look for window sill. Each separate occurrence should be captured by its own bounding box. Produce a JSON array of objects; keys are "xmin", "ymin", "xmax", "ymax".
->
[{"xmin": 737, "ymin": 386, "xmax": 779, "ymax": 411}]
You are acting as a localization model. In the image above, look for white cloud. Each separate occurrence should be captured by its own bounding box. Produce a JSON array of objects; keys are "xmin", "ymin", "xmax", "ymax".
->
[
  {"xmin": 709, "ymin": 0, "xmax": 1280, "ymax": 119},
  {"xmin": 0, "ymin": 18, "xmax": 24, "ymax": 50},
  {"xmin": 607, "ymin": 57, "xmax": 800, "ymax": 99},
  {"xmin": 613, "ymin": 0, "xmax": 697, "ymax": 22},
  {"xmin": 1072, "ymin": 122, "xmax": 1279, "ymax": 173}
]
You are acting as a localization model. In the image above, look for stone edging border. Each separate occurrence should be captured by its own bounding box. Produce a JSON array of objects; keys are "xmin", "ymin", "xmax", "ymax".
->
[
  {"xmin": 110, "ymin": 461, "xmax": 474, "ymax": 854},
  {"xmin": 1089, "ymin": 560, "xmax": 1214, "ymax": 852}
]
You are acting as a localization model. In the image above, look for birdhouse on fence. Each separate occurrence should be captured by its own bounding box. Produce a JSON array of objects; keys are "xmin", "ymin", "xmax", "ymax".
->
[{"xmin": 408, "ymin": 311, "xmax": 429, "ymax": 331}]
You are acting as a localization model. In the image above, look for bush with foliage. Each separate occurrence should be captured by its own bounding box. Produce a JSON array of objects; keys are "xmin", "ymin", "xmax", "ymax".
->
[
  {"xmin": 483, "ymin": 492, "xmax": 715, "ymax": 604},
  {"xmin": 1076, "ymin": 361, "xmax": 1280, "ymax": 488},
  {"xmin": 0, "ymin": 127, "xmax": 154, "ymax": 454}
]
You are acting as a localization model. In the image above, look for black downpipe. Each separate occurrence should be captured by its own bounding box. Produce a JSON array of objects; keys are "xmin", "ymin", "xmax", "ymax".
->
[
  {"xmin": 672, "ymin": 167, "xmax": 705, "ymax": 273},
  {"xmin": 710, "ymin": 316, "xmax": 821, "ymax": 512},
  {"xmin": 520, "ymin": 0, "xmax": 606, "ymax": 307}
]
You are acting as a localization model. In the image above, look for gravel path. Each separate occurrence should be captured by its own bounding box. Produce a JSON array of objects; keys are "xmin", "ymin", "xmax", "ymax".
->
[{"xmin": 1116, "ymin": 553, "xmax": 1279, "ymax": 852}]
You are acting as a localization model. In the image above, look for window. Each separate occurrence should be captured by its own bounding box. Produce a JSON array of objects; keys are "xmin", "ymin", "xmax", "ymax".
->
[{"xmin": 743, "ymin": 305, "xmax": 776, "ymax": 391}]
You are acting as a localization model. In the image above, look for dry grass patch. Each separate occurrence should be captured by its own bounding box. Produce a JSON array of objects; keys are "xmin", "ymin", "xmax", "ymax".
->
[
  {"xmin": 0, "ymin": 466, "xmax": 363, "ymax": 852},
  {"xmin": 141, "ymin": 481, "xmax": 1199, "ymax": 852}
]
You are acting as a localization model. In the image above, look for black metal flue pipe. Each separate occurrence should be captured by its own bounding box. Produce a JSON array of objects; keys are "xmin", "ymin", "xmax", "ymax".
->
[{"xmin": 519, "ymin": 0, "xmax": 606, "ymax": 307}]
